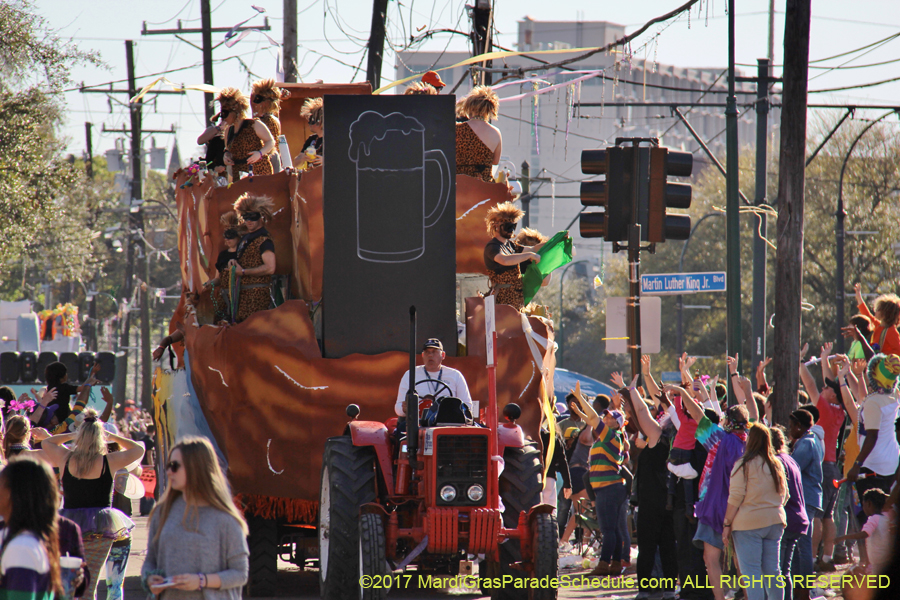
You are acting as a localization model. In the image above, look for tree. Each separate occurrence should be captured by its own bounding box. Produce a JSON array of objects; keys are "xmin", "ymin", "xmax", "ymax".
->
[{"xmin": 0, "ymin": 1, "xmax": 101, "ymax": 274}]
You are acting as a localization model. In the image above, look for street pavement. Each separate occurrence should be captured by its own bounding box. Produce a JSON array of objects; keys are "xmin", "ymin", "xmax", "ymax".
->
[
  {"xmin": 114, "ymin": 516, "xmax": 852, "ymax": 600},
  {"xmin": 116, "ymin": 515, "xmax": 641, "ymax": 600}
]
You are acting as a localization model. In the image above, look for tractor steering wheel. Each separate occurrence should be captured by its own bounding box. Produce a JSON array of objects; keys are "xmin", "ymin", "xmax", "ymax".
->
[{"xmin": 413, "ymin": 379, "xmax": 454, "ymax": 401}]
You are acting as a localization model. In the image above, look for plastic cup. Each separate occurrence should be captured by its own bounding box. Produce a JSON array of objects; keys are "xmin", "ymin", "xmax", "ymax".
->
[{"xmin": 58, "ymin": 556, "xmax": 82, "ymax": 600}]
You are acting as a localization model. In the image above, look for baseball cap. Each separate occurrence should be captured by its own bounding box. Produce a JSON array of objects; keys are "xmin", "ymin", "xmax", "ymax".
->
[
  {"xmin": 608, "ymin": 410, "xmax": 626, "ymax": 429},
  {"xmin": 422, "ymin": 71, "xmax": 446, "ymax": 88},
  {"xmin": 422, "ymin": 338, "xmax": 443, "ymax": 351}
]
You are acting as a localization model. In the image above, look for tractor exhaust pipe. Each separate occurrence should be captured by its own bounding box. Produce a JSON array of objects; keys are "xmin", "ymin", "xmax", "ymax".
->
[{"xmin": 406, "ymin": 306, "xmax": 419, "ymax": 489}]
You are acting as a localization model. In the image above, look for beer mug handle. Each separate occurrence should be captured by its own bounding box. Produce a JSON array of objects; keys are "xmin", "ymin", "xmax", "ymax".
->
[{"xmin": 423, "ymin": 149, "xmax": 451, "ymax": 228}]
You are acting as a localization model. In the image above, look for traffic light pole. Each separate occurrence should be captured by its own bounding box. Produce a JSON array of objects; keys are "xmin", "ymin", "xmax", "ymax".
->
[
  {"xmin": 628, "ymin": 143, "xmax": 644, "ymax": 387},
  {"xmin": 725, "ymin": 0, "xmax": 742, "ymax": 401}
]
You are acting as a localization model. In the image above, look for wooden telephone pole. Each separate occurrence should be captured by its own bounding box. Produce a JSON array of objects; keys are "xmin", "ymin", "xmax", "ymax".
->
[{"xmin": 772, "ymin": 0, "xmax": 812, "ymax": 426}]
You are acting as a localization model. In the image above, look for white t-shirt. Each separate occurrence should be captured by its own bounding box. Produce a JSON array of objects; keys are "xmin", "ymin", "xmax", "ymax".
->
[
  {"xmin": 395, "ymin": 365, "xmax": 473, "ymax": 417},
  {"xmin": 858, "ymin": 393, "xmax": 900, "ymax": 475},
  {"xmin": 0, "ymin": 530, "xmax": 50, "ymax": 576}
]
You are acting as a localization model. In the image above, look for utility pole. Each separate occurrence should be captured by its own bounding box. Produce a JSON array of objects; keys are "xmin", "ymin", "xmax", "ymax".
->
[
  {"xmin": 773, "ymin": 0, "xmax": 812, "ymax": 426},
  {"xmin": 724, "ymin": 0, "xmax": 741, "ymax": 401},
  {"xmin": 200, "ymin": 0, "xmax": 214, "ymax": 122},
  {"xmin": 142, "ymin": 5, "xmax": 270, "ymax": 121},
  {"xmin": 365, "ymin": 0, "xmax": 389, "ymax": 89},
  {"xmin": 520, "ymin": 160, "xmax": 530, "ymax": 227},
  {"xmin": 283, "ymin": 0, "xmax": 298, "ymax": 82},
  {"xmin": 81, "ymin": 42, "xmax": 181, "ymax": 409},
  {"xmin": 125, "ymin": 40, "xmax": 154, "ymax": 411},
  {"xmin": 84, "ymin": 122, "xmax": 94, "ymax": 180},
  {"xmin": 736, "ymin": 59, "xmax": 780, "ymax": 375},
  {"xmin": 471, "ymin": 0, "xmax": 493, "ymax": 86}
]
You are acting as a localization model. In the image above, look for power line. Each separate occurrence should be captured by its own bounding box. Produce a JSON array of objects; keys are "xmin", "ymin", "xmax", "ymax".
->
[{"xmin": 810, "ymin": 74, "xmax": 900, "ymax": 94}]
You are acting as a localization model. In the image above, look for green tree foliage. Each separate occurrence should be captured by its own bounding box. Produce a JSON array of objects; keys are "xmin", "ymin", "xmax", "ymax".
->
[{"xmin": 0, "ymin": 0, "xmax": 102, "ymax": 275}]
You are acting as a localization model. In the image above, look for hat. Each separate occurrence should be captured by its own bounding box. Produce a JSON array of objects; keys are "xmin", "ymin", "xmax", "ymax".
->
[
  {"xmin": 422, "ymin": 338, "xmax": 443, "ymax": 351},
  {"xmin": 823, "ymin": 378, "xmax": 842, "ymax": 400},
  {"xmin": 667, "ymin": 462, "xmax": 699, "ymax": 480},
  {"xmin": 790, "ymin": 409, "xmax": 813, "ymax": 430},
  {"xmin": 608, "ymin": 410, "xmax": 626, "ymax": 429},
  {"xmin": 114, "ymin": 472, "xmax": 145, "ymax": 500},
  {"xmin": 555, "ymin": 402, "xmax": 569, "ymax": 415},
  {"xmin": 422, "ymin": 71, "xmax": 446, "ymax": 88},
  {"xmin": 103, "ymin": 421, "xmax": 119, "ymax": 436},
  {"xmin": 869, "ymin": 353, "xmax": 900, "ymax": 390}
]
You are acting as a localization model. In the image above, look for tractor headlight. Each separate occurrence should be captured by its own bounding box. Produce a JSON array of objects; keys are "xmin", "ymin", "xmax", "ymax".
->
[
  {"xmin": 467, "ymin": 484, "xmax": 485, "ymax": 502},
  {"xmin": 440, "ymin": 485, "xmax": 458, "ymax": 502}
]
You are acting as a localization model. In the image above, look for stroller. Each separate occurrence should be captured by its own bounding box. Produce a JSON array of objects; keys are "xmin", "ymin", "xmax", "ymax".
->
[{"xmin": 571, "ymin": 495, "xmax": 603, "ymax": 557}]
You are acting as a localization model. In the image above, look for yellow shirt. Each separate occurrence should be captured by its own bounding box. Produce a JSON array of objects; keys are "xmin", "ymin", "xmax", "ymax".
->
[{"xmin": 728, "ymin": 456, "xmax": 788, "ymax": 532}]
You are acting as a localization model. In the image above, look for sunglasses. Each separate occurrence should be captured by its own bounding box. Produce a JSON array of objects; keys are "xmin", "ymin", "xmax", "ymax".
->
[
  {"xmin": 166, "ymin": 460, "xmax": 182, "ymax": 473},
  {"xmin": 252, "ymin": 95, "xmax": 266, "ymax": 104}
]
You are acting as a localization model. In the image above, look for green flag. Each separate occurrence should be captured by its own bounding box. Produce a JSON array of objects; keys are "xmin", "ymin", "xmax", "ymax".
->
[{"xmin": 521, "ymin": 231, "xmax": 573, "ymax": 305}]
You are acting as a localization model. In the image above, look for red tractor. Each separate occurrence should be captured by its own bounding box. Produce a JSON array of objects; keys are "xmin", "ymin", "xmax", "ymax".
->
[{"xmin": 318, "ymin": 308, "xmax": 558, "ymax": 599}]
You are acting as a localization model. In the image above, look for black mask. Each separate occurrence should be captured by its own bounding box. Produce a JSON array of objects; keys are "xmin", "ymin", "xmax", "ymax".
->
[
  {"xmin": 499, "ymin": 222, "xmax": 516, "ymax": 237},
  {"xmin": 242, "ymin": 212, "xmax": 261, "ymax": 222},
  {"xmin": 252, "ymin": 95, "xmax": 265, "ymax": 104},
  {"xmin": 224, "ymin": 229, "xmax": 239, "ymax": 240}
]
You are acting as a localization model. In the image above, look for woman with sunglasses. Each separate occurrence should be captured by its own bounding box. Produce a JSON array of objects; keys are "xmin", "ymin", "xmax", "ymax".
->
[
  {"xmin": 41, "ymin": 409, "xmax": 144, "ymax": 600},
  {"xmin": 143, "ymin": 437, "xmax": 248, "ymax": 599},
  {"xmin": 294, "ymin": 97, "xmax": 323, "ymax": 169},
  {"xmin": 216, "ymin": 87, "xmax": 276, "ymax": 177},
  {"xmin": 204, "ymin": 211, "xmax": 245, "ymax": 323},
  {"xmin": 229, "ymin": 194, "xmax": 276, "ymax": 323}
]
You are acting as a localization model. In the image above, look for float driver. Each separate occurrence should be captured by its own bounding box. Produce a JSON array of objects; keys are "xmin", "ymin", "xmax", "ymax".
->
[{"xmin": 395, "ymin": 338, "xmax": 473, "ymax": 418}]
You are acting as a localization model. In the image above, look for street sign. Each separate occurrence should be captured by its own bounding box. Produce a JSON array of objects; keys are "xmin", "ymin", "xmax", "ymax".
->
[
  {"xmin": 606, "ymin": 296, "xmax": 661, "ymax": 354},
  {"xmin": 641, "ymin": 271, "xmax": 726, "ymax": 295}
]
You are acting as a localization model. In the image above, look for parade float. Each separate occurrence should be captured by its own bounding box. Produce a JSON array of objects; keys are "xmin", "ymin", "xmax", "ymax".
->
[{"xmin": 154, "ymin": 83, "xmax": 559, "ymax": 597}]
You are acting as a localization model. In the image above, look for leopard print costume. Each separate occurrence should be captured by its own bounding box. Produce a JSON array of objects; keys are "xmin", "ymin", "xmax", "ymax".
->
[
  {"xmin": 487, "ymin": 268, "xmax": 524, "ymax": 311},
  {"xmin": 456, "ymin": 122, "xmax": 494, "ymax": 182},
  {"xmin": 259, "ymin": 113, "xmax": 281, "ymax": 139},
  {"xmin": 215, "ymin": 266, "xmax": 233, "ymax": 322},
  {"xmin": 234, "ymin": 235, "xmax": 273, "ymax": 322},
  {"xmin": 227, "ymin": 118, "xmax": 273, "ymax": 176}
]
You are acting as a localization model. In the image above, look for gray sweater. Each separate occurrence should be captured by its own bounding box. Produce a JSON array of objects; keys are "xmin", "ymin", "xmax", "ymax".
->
[{"xmin": 142, "ymin": 495, "xmax": 249, "ymax": 600}]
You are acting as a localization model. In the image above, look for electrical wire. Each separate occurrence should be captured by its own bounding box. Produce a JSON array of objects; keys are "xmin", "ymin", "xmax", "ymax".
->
[
  {"xmin": 809, "ymin": 32, "xmax": 900, "ymax": 82},
  {"xmin": 143, "ymin": 0, "xmax": 193, "ymax": 26},
  {"xmin": 810, "ymin": 74, "xmax": 900, "ymax": 94}
]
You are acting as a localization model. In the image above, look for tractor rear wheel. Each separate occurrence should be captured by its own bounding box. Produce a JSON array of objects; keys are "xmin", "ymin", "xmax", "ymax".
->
[
  {"xmin": 529, "ymin": 512, "xmax": 558, "ymax": 600},
  {"xmin": 491, "ymin": 442, "xmax": 547, "ymax": 600},
  {"xmin": 246, "ymin": 515, "xmax": 278, "ymax": 597},
  {"xmin": 319, "ymin": 436, "xmax": 377, "ymax": 600},
  {"xmin": 359, "ymin": 512, "xmax": 389, "ymax": 600}
]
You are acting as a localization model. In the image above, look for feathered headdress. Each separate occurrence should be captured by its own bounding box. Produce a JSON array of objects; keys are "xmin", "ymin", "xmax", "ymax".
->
[
  {"xmin": 215, "ymin": 87, "xmax": 249, "ymax": 117},
  {"xmin": 220, "ymin": 210, "xmax": 245, "ymax": 232},
  {"xmin": 251, "ymin": 78, "xmax": 291, "ymax": 112},
  {"xmin": 514, "ymin": 227, "xmax": 547, "ymax": 247},
  {"xmin": 233, "ymin": 193, "xmax": 275, "ymax": 222},
  {"xmin": 485, "ymin": 201, "xmax": 524, "ymax": 234},
  {"xmin": 300, "ymin": 97, "xmax": 324, "ymax": 125}
]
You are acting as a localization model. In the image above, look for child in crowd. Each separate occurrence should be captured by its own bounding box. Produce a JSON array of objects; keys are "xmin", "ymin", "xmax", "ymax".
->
[{"xmin": 835, "ymin": 488, "xmax": 893, "ymax": 575}]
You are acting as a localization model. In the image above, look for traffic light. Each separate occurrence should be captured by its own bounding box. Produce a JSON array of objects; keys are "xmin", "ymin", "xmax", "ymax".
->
[
  {"xmin": 579, "ymin": 147, "xmax": 632, "ymax": 242},
  {"xmin": 646, "ymin": 147, "xmax": 693, "ymax": 243}
]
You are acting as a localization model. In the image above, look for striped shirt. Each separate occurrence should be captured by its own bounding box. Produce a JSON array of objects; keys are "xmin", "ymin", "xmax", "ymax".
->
[
  {"xmin": 589, "ymin": 422, "xmax": 626, "ymax": 489},
  {"xmin": 0, "ymin": 530, "xmax": 53, "ymax": 600}
]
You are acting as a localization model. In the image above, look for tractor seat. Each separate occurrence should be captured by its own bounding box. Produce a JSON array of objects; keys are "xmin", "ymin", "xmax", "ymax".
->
[{"xmin": 422, "ymin": 397, "xmax": 471, "ymax": 426}]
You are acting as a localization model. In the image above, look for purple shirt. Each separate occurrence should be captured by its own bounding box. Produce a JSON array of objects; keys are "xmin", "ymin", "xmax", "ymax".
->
[
  {"xmin": 777, "ymin": 452, "xmax": 809, "ymax": 535},
  {"xmin": 694, "ymin": 416, "xmax": 747, "ymax": 532}
]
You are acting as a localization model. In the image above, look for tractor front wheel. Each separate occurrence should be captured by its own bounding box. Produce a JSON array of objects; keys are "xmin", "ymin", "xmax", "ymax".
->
[
  {"xmin": 529, "ymin": 512, "xmax": 558, "ymax": 600},
  {"xmin": 359, "ymin": 512, "xmax": 389, "ymax": 600},
  {"xmin": 319, "ymin": 436, "xmax": 377, "ymax": 600}
]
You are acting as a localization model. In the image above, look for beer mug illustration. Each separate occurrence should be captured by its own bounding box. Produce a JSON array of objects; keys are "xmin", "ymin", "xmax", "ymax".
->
[{"xmin": 348, "ymin": 111, "xmax": 451, "ymax": 263}]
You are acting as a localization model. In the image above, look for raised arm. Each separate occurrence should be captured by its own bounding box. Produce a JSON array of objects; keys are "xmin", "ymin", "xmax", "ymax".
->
[
  {"xmin": 623, "ymin": 375, "xmax": 662, "ymax": 447},
  {"xmin": 640, "ymin": 355, "xmax": 661, "ymax": 403},
  {"xmin": 105, "ymin": 431, "xmax": 146, "ymax": 472},
  {"xmin": 850, "ymin": 358, "xmax": 869, "ymax": 401},
  {"xmin": 836, "ymin": 358, "xmax": 859, "ymax": 427},
  {"xmin": 820, "ymin": 342, "xmax": 836, "ymax": 380},
  {"xmin": 756, "ymin": 357, "xmax": 772, "ymax": 394},
  {"xmin": 572, "ymin": 381, "xmax": 600, "ymax": 429},
  {"xmin": 799, "ymin": 347, "xmax": 821, "ymax": 405},
  {"xmin": 41, "ymin": 432, "xmax": 75, "ymax": 469},
  {"xmin": 666, "ymin": 384, "xmax": 704, "ymax": 423},
  {"xmin": 740, "ymin": 376, "xmax": 758, "ymax": 422},
  {"xmin": 99, "ymin": 387, "xmax": 115, "ymax": 423}
]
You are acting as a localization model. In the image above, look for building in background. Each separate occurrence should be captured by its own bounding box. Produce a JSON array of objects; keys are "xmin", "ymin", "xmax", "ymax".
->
[{"xmin": 397, "ymin": 17, "xmax": 778, "ymax": 268}]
